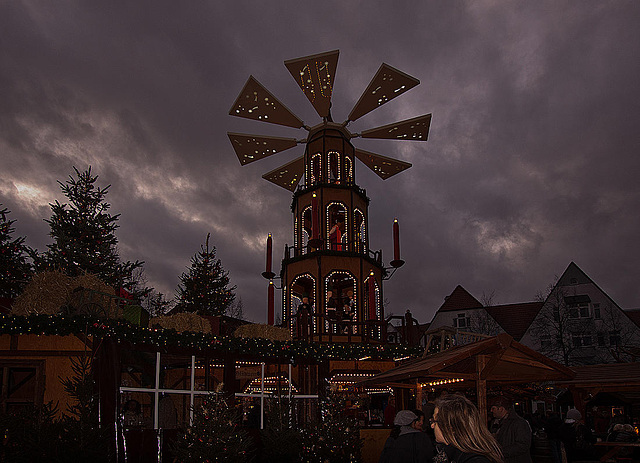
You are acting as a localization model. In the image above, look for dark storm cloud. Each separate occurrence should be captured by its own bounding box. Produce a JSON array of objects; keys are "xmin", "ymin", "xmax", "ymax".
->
[{"xmin": 2, "ymin": 1, "xmax": 640, "ymax": 324}]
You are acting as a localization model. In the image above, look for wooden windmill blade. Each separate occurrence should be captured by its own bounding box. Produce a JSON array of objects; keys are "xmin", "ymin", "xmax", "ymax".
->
[
  {"xmin": 229, "ymin": 76, "xmax": 304, "ymax": 128},
  {"xmin": 227, "ymin": 133, "xmax": 299, "ymax": 166},
  {"xmin": 360, "ymin": 114, "xmax": 432, "ymax": 141},
  {"xmin": 284, "ymin": 50, "xmax": 339, "ymax": 119},
  {"xmin": 354, "ymin": 148, "xmax": 412, "ymax": 180},
  {"xmin": 262, "ymin": 156, "xmax": 305, "ymax": 191},
  {"xmin": 347, "ymin": 63, "xmax": 420, "ymax": 123}
]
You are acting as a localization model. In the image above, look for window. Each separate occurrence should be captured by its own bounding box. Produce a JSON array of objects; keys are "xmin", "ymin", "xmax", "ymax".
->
[
  {"xmin": 593, "ymin": 303, "xmax": 601, "ymax": 319},
  {"xmin": 568, "ymin": 303, "xmax": 590, "ymax": 319},
  {"xmin": 0, "ymin": 360, "xmax": 45, "ymax": 413},
  {"xmin": 572, "ymin": 335, "xmax": 592, "ymax": 348},
  {"xmin": 453, "ymin": 313, "xmax": 470, "ymax": 329},
  {"xmin": 597, "ymin": 334, "xmax": 606, "ymax": 347},
  {"xmin": 609, "ymin": 330, "xmax": 621, "ymax": 346}
]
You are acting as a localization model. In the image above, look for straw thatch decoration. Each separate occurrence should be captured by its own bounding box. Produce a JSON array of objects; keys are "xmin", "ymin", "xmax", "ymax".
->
[
  {"xmin": 12, "ymin": 271, "xmax": 73, "ymax": 316},
  {"xmin": 233, "ymin": 323, "xmax": 292, "ymax": 342},
  {"xmin": 150, "ymin": 313, "xmax": 212, "ymax": 334},
  {"xmin": 12, "ymin": 271, "xmax": 119, "ymax": 317}
]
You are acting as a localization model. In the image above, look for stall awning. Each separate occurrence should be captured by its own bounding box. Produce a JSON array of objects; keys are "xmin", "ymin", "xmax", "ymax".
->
[{"xmin": 359, "ymin": 333, "xmax": 575, "ymax": 387}]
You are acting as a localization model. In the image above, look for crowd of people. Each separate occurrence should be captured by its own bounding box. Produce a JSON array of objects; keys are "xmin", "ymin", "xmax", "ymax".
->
[{"xmin": 379, "ymin": 393, "xmax": 638, "ymax": 463}]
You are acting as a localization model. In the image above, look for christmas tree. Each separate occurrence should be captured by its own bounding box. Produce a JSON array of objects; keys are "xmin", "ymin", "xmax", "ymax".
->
[
  {"xmin": 176, "ymin": 233, "xmax": 235, "ymax": 316},
  {"xmin": 35, "ymin": 167, "xmax": 146, "ymax": 297},
  {"xmin": 260, "ymin": 395, "xmax": 302, "ymax": 463},
  {"xmin": 299, "ymin": 390, "xmax": 362, "ymax": 463},
  {"xmin": 0, "ymin": 204, "xmax": 32, "ymax": 298},
  {"xmin": 171, "ymin": 393, "xmax": 251, "ymax": 462}
]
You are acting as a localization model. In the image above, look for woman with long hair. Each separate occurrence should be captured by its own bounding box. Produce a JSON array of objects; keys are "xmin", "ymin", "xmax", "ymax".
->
[{"xmin": 431, "ymin": 394, "xmax": 503, "ymax": 463}]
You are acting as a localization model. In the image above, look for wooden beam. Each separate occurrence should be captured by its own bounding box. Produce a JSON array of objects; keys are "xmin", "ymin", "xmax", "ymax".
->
[
  {"xmin": 476, "ymin": 355, "xmax": 487, "ymax": 423},
  {"xmin": 0, "ymin": 350, "xmax": 89, "ymax": 357},
  {"xmin": 479, "ymin": 351, "xmax": 506, "ymax": 380}
]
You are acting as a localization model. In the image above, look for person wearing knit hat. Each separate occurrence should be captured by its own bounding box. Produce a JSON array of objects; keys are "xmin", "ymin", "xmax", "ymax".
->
[
  {"xmin": 565, "ymin": 409, "xmax": 582, "ymax": 422},
  {"xmin": 379, "ymin": 409, "xmax": 435, "ymax": 463},
  {"xmin": 559, "ymin": 408, "xmax": 595, "ymax": 462}
]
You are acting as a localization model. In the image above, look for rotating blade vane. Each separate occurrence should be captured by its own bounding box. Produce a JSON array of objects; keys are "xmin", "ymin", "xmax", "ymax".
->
[
  {"xmin": 229, "ymin": 76, "xmax": 304, "ymax": 128},
  {"xmin": 262, "ymin": 156, "xmax": 305, "ymax": 191},
  {"xmin": 360, "ymin": 114, "xmax": 431, "ymax": 141},
  {"xmin": 355, "ymin": 148, "xmax": 412, "ymax": 179},
  {"xmin": 348, "ymin": 63, "xmax": 420, "ymax": 122},
  {"xmin": 227, "ymin": 133, "xmax": 298, "ymax": 165},
  {"xmin": 285, "ymin": 50, "xmax": 339, "ymax": 119}
]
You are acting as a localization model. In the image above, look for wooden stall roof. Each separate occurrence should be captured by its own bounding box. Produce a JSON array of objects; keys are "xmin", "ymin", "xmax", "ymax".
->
[
  {"xmin": 554, "ymin": 362, "xmax": 640, "ymax": 391},
  {"xmin": 360, "ymin": 333, "xmax": 575, "ymax": 387}
]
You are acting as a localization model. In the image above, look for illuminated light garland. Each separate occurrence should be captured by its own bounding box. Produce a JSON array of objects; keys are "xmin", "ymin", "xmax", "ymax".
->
[
  {"xmin": 324, "ymin": 270, "xmax": 357, "ymax": 332},
  {"xmin": 0, "ymin": 314, "xmax": 423, "ymax": 360},
  {"xmin": 288, "ymin": 273, "xmax": 316, "ymax": 335},
  {"xmin": 354, "ymin": 208, "xmax": 366, "ymax": 253},
  {"xmin": 327, "ymin": 151, "xmax": 342, "ymax": 182},
  {"xmin": 328, "ymin": 372, "xmax": 376, "ymax": 384},
  {"xmin": 243, "ymin": 375, "xmax": 298, "ymax": 394},
  {"xmin": 419, "ymin": 378, "xmax": 465, "ymax": 388}
]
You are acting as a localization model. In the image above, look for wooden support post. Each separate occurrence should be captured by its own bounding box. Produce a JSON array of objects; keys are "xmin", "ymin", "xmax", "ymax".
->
[
  {"xmin": 476, "ymin": 355, "xmax": 487, "ymax": 424},
  {"xmin": 416, "ymin": 381, "xmax": 423, "ymax": 409}
]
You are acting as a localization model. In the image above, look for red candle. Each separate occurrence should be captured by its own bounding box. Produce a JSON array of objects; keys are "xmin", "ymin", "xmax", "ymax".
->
[
  {"xmin": 266, "ymin": 234, "xmax": 272, "ymax": 274},
  {"xmin": 268, "ymin": 281, "xmax": 275, "ymax": 325},
  {"xmin": 368, "ymin": 272, "xmax": 376, "ymax": 320},
  {"xmin": 311, "ymin": 193, "xmax": 319, "ymax": 243},
  {"xmin": 393, "ymin": 219, "xmax": 400, "ymax": 262}
]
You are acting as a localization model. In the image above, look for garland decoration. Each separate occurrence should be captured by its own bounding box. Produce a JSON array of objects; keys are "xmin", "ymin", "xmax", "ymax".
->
[{"xmin": 0, "ymin": 314, "xmax": 422, "ymax": 361}]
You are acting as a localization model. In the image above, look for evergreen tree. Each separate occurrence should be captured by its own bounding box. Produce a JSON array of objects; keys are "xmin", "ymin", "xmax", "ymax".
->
[
  {"xmin": 176, "ymin": 233, "xmax": 235, "ymax": 316},
  {"xmin": 59, "ymin": 354, "xmax": 111, "ymax": 462},
  {"xmin": 299, "ymin": 390, "xmax": 362, "ymax": 463},
  {"xmin": 260, "ymin": 395, "xmax": 302, "ymax": 463},
  {"xmin": 36, "ymin": 167, "xmax": 146, "ymax": 296},
  {"xmin": 0, "ymin": 205, "xmax": 32, "ymax": 298},
  {"xmin": 171, "ymin": 393, "xmax": 251, "ymax": 462}
]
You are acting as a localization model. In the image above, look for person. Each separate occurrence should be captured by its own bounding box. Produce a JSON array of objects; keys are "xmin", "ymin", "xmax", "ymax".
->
[
  {"xmin": 489, "ymin": 397, "xmax": 532, "ymax": 463},
  {"xmin": 412, "ymin": 409, "xmax": 426, "ymax": 432},
  {"xmin": 544, "ymin": 410, "xmax": 563, "ymax": 463},
  {"xmin": 297, "ymin": 296, "xmax": 312, "ymax": 338},
  {"xmin": 379, "ymin": 409, "xmax": 435, "ymax": 463},
  {"xmin": 329, "ymin": 221, "xmax": 343, "ymax": 250},
  {"xmin": 383, "ymin": 395, "xmax": 396, "ymax": 427},
  {"xmin": 430, "ymin": 394, "xmax": 503, "ymax": 463},
  {"xmin": 559, "ymin": 408, "xmax": 594, "ymax": 462}
]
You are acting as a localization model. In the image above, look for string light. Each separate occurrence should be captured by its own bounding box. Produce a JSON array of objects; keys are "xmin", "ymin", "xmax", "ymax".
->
[
  {"xmin": 419, "ymin": 378, "xmax": 465, "ymax": 388},
  {"xmin": 0, "ymin": 314, "xmax": 423, "ymax": 360}
]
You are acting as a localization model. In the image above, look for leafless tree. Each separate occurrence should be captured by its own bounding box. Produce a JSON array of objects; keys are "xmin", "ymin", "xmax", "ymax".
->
[
  {"xmin": 226, "ymin": 297, "xmax": 244, "ymax": 320},
  {"xmin": 595, "ymin": 301, "xmax": 640, "ymax": 363},
  {"xmin": 469, "ymin": 290, "xmax": 501, "ymax": 336},
  {"xmin": 529, "ymin": 283, "xmax": 595, "ymax": 366}
]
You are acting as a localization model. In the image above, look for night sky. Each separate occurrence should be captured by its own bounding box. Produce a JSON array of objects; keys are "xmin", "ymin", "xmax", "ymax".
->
[{"xmin": 2, "ymin": 1, "xmax": 639, "ymax": 324}]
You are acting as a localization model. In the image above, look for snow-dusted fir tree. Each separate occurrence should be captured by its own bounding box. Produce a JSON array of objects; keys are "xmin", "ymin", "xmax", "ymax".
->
[{"xmin": 176, "ymin": 233, "xmax": 235, "ymax": 316}]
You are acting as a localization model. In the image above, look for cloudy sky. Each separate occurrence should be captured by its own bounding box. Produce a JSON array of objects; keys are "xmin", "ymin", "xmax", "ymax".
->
[{"xmin": 2, "ymin": 1, "xmax": 640, "ymax": 323}]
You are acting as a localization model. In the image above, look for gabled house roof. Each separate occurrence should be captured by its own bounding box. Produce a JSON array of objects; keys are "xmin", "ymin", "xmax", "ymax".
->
[
  {"xmin": 485, "ymin": 302, "xmax": 543, "ymax": 341},
  {"xmin": 437, "ymin": 285, "xmax": 482, "ymax": 312},
  {"xmin": 624, "ymin": 310, "xmax": 640, "ymax": 329}
]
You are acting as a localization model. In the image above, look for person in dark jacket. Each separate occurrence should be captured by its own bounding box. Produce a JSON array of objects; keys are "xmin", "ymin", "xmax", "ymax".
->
[
  {"xmin": 431, "ymin": 394, "xmax": 503, "ymax": 463},
  {"xmin": 559, "ymin": 408, "xmax": 595, "ymax": 462},
  {"xmin": 379, "ymin": 409, "xmax": 435, "ymax": 463},
  {"xmin": 489, "ymin": 397, "xmax": 532, "ymax": 463}
]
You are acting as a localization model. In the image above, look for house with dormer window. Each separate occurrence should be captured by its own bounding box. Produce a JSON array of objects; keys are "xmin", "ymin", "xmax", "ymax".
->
[{"xmin": 426, "ymin": 262, "xmax": 640, "ymax": 366}]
